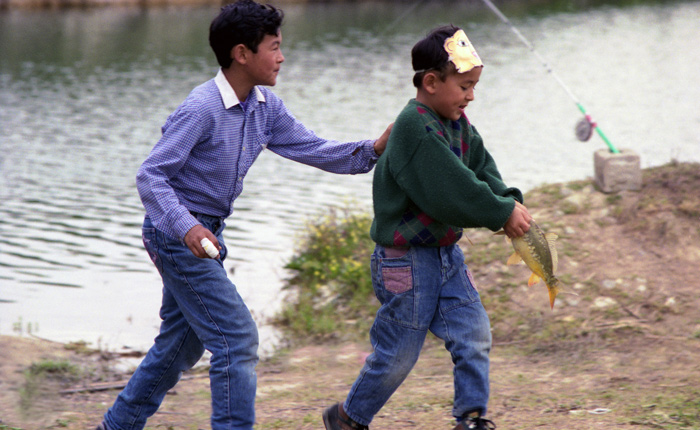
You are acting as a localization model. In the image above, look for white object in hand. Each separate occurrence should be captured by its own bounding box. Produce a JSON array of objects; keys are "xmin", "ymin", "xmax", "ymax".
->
[{"xmin": 200, "ymin": 238, "xmax": 219, "ymax": 259}]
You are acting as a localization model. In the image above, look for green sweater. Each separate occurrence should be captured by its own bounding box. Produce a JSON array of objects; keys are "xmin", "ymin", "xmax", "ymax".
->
[{"xmin": 370, "ymin": 99, "xmax": 523, "ymax": 247}]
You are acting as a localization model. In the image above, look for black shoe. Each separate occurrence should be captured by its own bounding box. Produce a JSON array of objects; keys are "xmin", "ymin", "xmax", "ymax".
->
[
  {"xmin": 95, "ymin": 423, "xmax": 109, "ymax": 430},
  {"xmin": 322, "ymin": 402, "xmax": 369, "ymax": 430},
  {"xmin": 453, "ymin": 416, "xmax": 496, "ymax": 430}
]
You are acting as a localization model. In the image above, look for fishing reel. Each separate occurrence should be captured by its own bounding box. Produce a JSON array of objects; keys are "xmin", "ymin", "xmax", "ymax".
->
[{"xmin": 575, "ymin": 115, "xmax": 596, "ymax": 142}]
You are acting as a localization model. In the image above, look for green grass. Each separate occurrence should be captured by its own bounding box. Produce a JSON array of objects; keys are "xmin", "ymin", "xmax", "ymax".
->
[
  {"xmin": 620, "ymin": 388, "xmax": 700, "ymax": 429},
  {"xmin": 275, "ymin": 205, "xmax": 377, "ymax": 341},
  {"xmin": 20, "ymin": 359, "xmax": 81, "ymax": 411}
]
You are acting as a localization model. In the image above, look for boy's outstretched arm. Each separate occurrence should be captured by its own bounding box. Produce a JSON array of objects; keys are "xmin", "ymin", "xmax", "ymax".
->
[{"xmin": 503, "ymin": 201, "xmax": 532, "ymax": 238}]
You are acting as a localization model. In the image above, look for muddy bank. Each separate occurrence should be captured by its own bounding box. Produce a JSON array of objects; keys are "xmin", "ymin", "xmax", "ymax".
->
[{"xmin": 1, "ymin": 162, "xmax": 699, "ymax": 430}]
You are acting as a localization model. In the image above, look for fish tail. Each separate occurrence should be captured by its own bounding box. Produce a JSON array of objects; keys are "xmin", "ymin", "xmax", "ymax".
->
[
  {"xmin": 547, "ymin": 279, "xmax": 562, "ymax": 310},
  {"xmin": 548, "ymin": 279, "xmax": 579, "ymax": 309}
]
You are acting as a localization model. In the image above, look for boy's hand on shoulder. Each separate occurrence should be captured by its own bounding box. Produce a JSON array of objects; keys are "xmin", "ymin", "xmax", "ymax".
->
[
  {"xmin": 504, "ymin": 201, "xmax": 532, "ymax": 238},
  {"xmin": 184, "ymin": 224, "xmax": 222, "ymax": 259},
  {"xmin": 373, "ymin": 123, "xmax": 393, "ymax": 156}
]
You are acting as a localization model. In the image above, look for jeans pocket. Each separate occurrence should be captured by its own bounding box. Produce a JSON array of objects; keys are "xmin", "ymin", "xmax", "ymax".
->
[
  {"xmin": 382, "ymin": 266, "xmax": 413, "ymax": 294},
  {"xmin": 142, "ymin": 227, "xmax": 163, "ymax": 274},
  {"xmin": 374, "ymin": 253, "xmax": 416, "ymax": 328},
  {"xmin": 440, "ymin": 265, "xmax": 481, "ymax": 314}
]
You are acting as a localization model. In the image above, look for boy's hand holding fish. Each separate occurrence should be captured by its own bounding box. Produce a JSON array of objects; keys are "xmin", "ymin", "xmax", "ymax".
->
[
  {"xmin": 497, "ymin": 218, "xmax": 572, "ymax": 309},
  {"xmin": 503, "ymin": 200, "xmax": 533, "ymax": 238}
]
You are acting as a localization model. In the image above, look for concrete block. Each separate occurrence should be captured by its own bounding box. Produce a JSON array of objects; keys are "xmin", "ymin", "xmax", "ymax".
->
[{"xmin": 594, "ymin": 149, "xmax": 642, "ymax": 193}]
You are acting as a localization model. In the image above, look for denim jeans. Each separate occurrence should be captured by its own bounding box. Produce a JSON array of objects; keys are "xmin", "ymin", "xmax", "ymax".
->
[
  {"xmin": 104, "ymin": 215, "xmax": 259, "ymax": 430},
  {"xmin": 344, "ymin": 244, "xmax": 491, "ymax": 426}
]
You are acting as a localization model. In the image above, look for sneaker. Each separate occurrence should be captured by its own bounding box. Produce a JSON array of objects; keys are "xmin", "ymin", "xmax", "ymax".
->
[
  {"xmin": 453, "ymin": 416, "xmax": 496, "ymax": 430},
  {"xmin": 322, "ymin": 402, "xmax": 369, "ymax": 430}
]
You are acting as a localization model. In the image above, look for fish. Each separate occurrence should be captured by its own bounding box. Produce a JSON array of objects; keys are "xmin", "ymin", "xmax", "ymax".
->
[{"xmin": 497, "ymin": 220, "xmax": 564, "ymax": 309}]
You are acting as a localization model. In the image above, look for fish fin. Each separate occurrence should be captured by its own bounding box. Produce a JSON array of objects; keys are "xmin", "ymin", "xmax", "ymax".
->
[
  {"xmin": 528, "ymin": 272, "xmax": 541, "ymax": 287},
  {"xmin": 494, "ymin": 230, "xmax": 511, "ymax": 245},
  {"xmin": 545, "ymin": 233, "xmax": 559, "ymax": 272},
  {"xmin": 547, "ymin": 280, "xmax": 562, "ymax": 309},
  {"xmin": 463, "ymin": 232, "xmax": 474, "ymax": 246},
  {"xmin": 547, "ymin": 280, "xmax": 577, "ymax": 309},
  {"xmin": 506, "ymin": 252, "xmax": 522, "ymax": 265},
  {"xmin": 493, "ymin": 230, "xmax": 510, "ymax": 243},
  {"xmin": 548, "ymin": 286, "xmax": 559, "ymax": 309}
]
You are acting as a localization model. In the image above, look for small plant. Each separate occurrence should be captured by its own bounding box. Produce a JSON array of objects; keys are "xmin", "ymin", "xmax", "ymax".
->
[
  {"xmin": 27, "ymin": 359, "xmax": 79, "ymax": 378},
  {"xmin": 276, "ymin": 205, "xmax": 377, "ymax": 341},
  {"xmin": 20, "ymin": 359, "xmax": 81, "ymax": 411},
  {"xmin": 63, "ymin": 340, "xmax": 94, "ymax": 355},
  {"xmin": 12, "ymin": 317, "xmax": 39, "ymax": 336}
]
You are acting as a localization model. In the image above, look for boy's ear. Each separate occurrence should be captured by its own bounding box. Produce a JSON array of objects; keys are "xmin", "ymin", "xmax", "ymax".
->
[
  {"xmin": 231, "ymin": 44, "xmax": 249, "ymax": 65},
  {"xmin": 422, "ymin": 72, "xmax": 438, "ymax": 94}
]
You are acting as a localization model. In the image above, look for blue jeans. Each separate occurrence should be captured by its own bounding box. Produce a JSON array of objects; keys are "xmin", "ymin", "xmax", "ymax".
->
[
  {"xmin": 344, "ymin": 244, "xmax": 491, "ymax": 426},
  {"xmin": 104, "ymin": 215, "xmax": 259, "ymax": 430}
]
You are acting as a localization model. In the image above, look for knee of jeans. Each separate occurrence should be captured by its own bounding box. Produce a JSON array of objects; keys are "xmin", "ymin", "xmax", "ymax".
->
[
  {"xmin": 458, "ymin": 309, "xmax": 491, "ymax": 347},
  {"xmin": 212, "ymin": 322, "xmax": 259, "ymax": 366},
  {"xmin": 242, "ymin": 314, "xmax": 260, "ymax": 352},
  {"xmin": 386, "ymin": 339, "xmax": 422, "ymax": 379},
  {"xmin": 475, "ymin": 329, "xmax": 492, "ymax": 355},
  {"xmin": 209, "ymin": 338, "xmax": 258, "ymax": 371},
  {"xmin": 467, "ymin": 328, "xmax": 492, "ymax": 361},
  {"xmin": 450, "ymin": 306, "xmax": 492, "ymax": 349}
]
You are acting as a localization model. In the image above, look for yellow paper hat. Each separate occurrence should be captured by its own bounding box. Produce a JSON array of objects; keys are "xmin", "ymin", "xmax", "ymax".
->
[{"xmin": 444, "ymin": 29, "xmax": 483, "ymax": 73}]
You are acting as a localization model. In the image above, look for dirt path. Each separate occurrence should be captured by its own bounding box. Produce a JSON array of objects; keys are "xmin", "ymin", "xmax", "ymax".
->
[{"xmin": 2, "ymin": 162, "xmax": 699, "ymax": 430}]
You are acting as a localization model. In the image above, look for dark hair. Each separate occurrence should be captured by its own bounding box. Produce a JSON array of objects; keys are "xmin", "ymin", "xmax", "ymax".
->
[
  {"xmin": 411, "ymin": 24, "xmax": 460, "ymax": 88},
  {"xmin": 209, "ymin": 0, "xmax": 285, "ymax": 68}
]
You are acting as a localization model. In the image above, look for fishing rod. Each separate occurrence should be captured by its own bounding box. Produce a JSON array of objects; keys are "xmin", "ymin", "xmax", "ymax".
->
[{"xmin": 480, "ymin": 0, "xmax": 620, "ymax": 153}]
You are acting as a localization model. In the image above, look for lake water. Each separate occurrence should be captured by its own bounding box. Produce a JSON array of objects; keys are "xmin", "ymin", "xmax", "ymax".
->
[{"xmin": 1, "ymin": 0, "xmax": 699, "ymax": 355}]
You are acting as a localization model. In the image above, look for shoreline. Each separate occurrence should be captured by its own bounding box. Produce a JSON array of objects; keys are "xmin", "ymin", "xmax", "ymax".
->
[{"xmin": 1, "ymin": 162, "xmax": 699, "ymax": 429}]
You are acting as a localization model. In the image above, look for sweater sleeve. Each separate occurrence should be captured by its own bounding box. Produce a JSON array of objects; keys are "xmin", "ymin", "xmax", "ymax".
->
[
  {"xmin": 467, "ymin": 125, "xmax": 524, "ymax": 204},
  {"xmin": 390, "ymin": 131, "xmax": 516, "ymax": 232}
]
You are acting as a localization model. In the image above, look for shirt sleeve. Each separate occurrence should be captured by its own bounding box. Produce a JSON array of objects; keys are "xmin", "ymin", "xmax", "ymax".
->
[
  {"xmin": 135, "ymin": 103, "xmax": 203, "ymax": 240},
  {"xmin": 264, "ymin": 98, "xmax": 379, "ymax": 174}
]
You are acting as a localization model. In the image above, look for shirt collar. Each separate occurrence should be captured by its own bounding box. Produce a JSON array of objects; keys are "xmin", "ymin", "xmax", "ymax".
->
[{"xmin": 215, "ymin": 68, "xmax": 265, "ymax": 109}]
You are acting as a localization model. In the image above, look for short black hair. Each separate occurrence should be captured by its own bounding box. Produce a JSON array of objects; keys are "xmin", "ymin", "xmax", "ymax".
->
[
  {"xmin": 411, "ymin": 24, "xmax": 460, "ymax": 88},
  {"xmin": 209, "ymin": 0, "xmax": 285, "ymax": 68}
]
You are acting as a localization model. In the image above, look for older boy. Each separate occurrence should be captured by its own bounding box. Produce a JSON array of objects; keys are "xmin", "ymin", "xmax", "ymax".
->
[
  {"xmin": 322, "ymin": 25, "xmax": 531, "ymax": 430},
  {"xmin": 97, "ymin": 1, "xmax": 390, "ymax": 429}
]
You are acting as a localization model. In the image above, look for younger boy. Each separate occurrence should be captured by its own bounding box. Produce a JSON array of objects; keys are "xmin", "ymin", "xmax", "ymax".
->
[
  {"xmin": 97, "ymin": 1, "xmax": 390, "ymax": 429},
  {"xmin": 322, "ymin": 25, "xmax": 531, "ymax": 430}
]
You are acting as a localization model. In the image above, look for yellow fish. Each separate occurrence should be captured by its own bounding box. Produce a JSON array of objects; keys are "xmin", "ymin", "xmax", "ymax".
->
[{"xmin": 498, "ymin": 220, "xmax": 563, "ymax": 309}]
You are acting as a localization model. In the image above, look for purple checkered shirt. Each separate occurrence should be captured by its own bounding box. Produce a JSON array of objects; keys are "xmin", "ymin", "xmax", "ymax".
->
[{"xmin": 137, "ymin": 69, "xmax": 379, "ymax": 240}]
